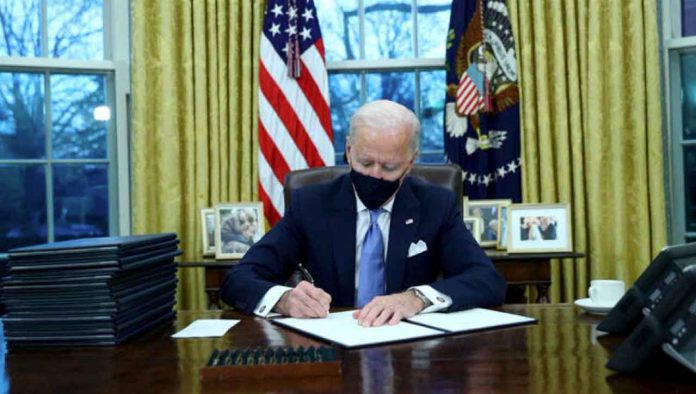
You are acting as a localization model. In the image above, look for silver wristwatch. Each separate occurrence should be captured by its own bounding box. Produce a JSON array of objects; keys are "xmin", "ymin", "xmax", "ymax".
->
[{"xmin": 410, "ymin": 288, "xmax": 432, "ymax": 307}]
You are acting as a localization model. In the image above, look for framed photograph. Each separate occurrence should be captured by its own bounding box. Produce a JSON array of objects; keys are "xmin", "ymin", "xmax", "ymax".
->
[
  {"xmin": 466, "ymin": 199, "xmax": 512, "ymax": 247},
  {"xmin": 215, "ymin": 203, "xmax": 265, "ymax": 259},
  {"xmin": 507, "ymin": 203, "xmax": 572, "ymax": 253},
  {"xmin": 200, "ymin": 208, "xmax": 216, "ymax": 257},
  {"xmin": 463, "ymin": 216, "xmax": 483, "ymax": 244},
  {"xmin": 496, "ymin": 205, "xmax": 509, "ymax": 250}
]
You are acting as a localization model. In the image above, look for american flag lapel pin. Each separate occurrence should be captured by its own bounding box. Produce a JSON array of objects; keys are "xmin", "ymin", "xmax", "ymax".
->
[{"xmin": 405, "ymin": 218, "xmax": 414, "ymax": 225}]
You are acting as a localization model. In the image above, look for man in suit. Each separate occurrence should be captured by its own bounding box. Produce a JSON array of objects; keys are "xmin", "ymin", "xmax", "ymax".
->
[{"xmin": 220, "ymin": 100, "xmax": 506, "ymax": 327}]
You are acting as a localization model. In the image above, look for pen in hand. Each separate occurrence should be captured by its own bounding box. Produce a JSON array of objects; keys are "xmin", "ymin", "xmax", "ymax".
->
[
  {"xmin": 296, "ymin": 264, "xmax": 330, "ymax": 317},
  {"xmin": 297, "ymin": 264, "xmax": 315, "ymax": 284}
]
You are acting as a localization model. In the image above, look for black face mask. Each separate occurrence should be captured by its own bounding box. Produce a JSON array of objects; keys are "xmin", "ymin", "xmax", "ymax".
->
[{"xmin": 350, "ymin": 168, "xmax": 405, "ymax": 210}]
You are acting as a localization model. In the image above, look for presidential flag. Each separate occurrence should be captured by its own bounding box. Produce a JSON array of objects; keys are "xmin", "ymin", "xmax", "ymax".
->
[
  {"xmin": 444, "ymin": 0, "xmax": 521, "ymax": 202},
  {"xmin": 259, "ymin": 0, "xmax": 334, "ymax": 225}
]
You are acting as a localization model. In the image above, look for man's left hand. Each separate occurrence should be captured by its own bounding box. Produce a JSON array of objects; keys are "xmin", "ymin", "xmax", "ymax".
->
[{"xmin": 352, "ymin": 291, "xmax": 425, "ymax": 327}]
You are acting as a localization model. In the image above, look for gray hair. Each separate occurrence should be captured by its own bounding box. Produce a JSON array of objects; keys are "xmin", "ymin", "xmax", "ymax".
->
[{"xmin": 348, "ymin": 100, "xmax": 421, "ymax": 154}]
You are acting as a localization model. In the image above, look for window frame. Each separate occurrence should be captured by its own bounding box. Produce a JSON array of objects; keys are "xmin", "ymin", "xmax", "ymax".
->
[
  {"xmin": 662, "ymin": 0, "xmax": 696, "ymax": 243},
  {"xmin": 323, "ymin": 0, "xmax": 448, "ymax": 164},
  {"xmin": 0, "ymin": 0, "xmax": 131, "ymax": 249}
]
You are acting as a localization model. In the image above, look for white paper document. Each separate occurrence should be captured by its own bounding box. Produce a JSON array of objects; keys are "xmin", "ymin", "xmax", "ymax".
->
[
  {"xmin": 273, "ymin": 309, "xmax": 535, "ymax": 348},
  {"xmin": 171, "ymin": 319, "xmax": 240, "ymax": 338},
  {"xmin": 273, "ymin": 310, "xmax": 443, "ymax": 348},
  {"xmin": 406, "ymin": 308, "xmax": 536, "ymax": 333}
]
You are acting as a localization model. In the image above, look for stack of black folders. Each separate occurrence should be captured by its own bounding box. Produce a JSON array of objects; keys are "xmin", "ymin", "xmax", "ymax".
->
[
  {"xmin": 0, "ymin": 233, "xmax": 181, "ymax": 347},
  {"xmin": 199, "ymin": 345, "xmax": 341, "ymax": 382}
]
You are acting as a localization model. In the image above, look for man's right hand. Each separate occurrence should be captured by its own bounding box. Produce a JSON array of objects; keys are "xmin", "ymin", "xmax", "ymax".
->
[{"xmin": 274, "ymin": 281, "xmax": 331, "ymax": 318}]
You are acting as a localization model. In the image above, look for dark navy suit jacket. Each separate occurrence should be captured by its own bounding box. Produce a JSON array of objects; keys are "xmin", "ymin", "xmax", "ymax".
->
[{"xmin": 220, "ymin": 174, "xmax": 506, "ymax": 314}]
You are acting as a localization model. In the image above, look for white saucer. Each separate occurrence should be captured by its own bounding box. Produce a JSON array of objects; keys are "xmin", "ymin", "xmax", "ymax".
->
[{"xmin": 574, "ymin": 298, "xmax": 615, "ymax": 315}]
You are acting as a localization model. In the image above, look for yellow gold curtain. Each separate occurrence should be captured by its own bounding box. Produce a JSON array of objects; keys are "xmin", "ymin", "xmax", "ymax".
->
[
  {"xmin": 131, "ymin": 1, "xmax": 265, "ymax": 310},
  {"xmin": 508, "ymin": 0, "xmax": 667, "ymax": 302}
]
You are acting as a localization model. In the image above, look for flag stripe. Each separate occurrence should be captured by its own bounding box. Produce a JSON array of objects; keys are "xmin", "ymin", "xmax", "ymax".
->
[
  {"xmin": 462, "ymin": 97, "xmax": 479, "ymax": 115},
  {"xmin": 259, "ymin": 60, "xmax": 325, "ymax": 168},
  {"xmin": 258, "ymin": 120, "xmax": 292, "ymax": 186},
  {"xmin": 258, "ymin": 150, "xmax": 285, "ymax": 221},
  {"xmin": 258, "ymin": 91, "xmax": 309, "ymax": 171},
  {"xmin": 314, "ymin": 35, "xmax": 326, "ymax": 60},
  {"xmin": 458, "ymin": 79, "xmax": 475, "ymax": 98},
  {"xmin": 457, "ymin": 84, "xmax": 477, "ymax": 108},
  {"xmin": 299, "ymin": 43, "xmax": 332, "ymax": 138},
  {"xmin": 258, "ymin": 186, "xmax": 278, "ymax": 224},
  {"xmin": 457, "ymin": 78, "xmax": 473, "ymax": 96},
  {"xmin": 258, "ymin": 186, "xmax": 281, "ymax": 226}
]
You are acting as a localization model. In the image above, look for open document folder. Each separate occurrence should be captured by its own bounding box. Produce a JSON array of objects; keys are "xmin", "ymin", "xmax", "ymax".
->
[{"xmin": 273, "ymin": 309, "xmax": 536, "ymax": 348}]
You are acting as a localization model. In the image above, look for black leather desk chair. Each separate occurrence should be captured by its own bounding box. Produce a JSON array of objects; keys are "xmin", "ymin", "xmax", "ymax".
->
[{"xmin": 283, "ymin": 164, "xmax": 463, "ymax": 207}]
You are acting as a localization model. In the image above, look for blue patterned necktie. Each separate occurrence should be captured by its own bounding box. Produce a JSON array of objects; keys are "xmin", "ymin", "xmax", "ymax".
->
[{"xmin": 357, "ymin": 209, "xmax": 385, "ymax": 307}]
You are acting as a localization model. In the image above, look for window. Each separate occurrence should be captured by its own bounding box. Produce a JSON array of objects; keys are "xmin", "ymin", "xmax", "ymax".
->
[
  {"xmin": 684, "ymin": 0, "xmax": 696, "ymax": 36},
  {"xmin": 683, "ymin": 54, "xmax": 696, "ymax": 234},
  {"xmin": 317, "ymin": 0, "xmax": 451, "ymax": 163},
  {"xmin": 665, "ymin": 0, "xmax": 696, "ymax": 243},
  {"xmin": 0, "ymin": 0, "xmax": 130, "ymax": 252}
]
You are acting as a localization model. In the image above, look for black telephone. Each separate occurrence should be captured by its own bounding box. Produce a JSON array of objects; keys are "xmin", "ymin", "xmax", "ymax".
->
[
  {"xmin": 606, "ymin": 265, "xmax": 696, "ymax": 374},
  {"xmin": 598, "ymin": 242, "xmax": 696, "ymax": 334}
]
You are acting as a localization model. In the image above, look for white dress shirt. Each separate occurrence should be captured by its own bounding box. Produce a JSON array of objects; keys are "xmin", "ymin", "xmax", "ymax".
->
[{"xmin": 253, "ymin": 190, "xmax": 452, "ymax": 317}]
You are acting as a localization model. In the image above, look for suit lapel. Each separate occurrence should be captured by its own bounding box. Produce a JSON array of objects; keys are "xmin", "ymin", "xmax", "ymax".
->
[
  {"xmin": 386, "ymin": 178, "xmax": 420, "ymax": 294},
  {"xmin": 329, "ymin": 175, "xmax": 357, "ymax": 306}
]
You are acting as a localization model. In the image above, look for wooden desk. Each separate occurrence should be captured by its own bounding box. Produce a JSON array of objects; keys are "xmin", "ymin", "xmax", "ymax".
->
[
  {"xmin": 6, "ymin": 305, "xmax": 694, "ymax": 393},
  {"xmin": 487, "ymin": 250, "xmax": 584, "ymax": 303},
  {"xmin": 180, "ymin": 251, "xmax": 584, "ymax": 309}
]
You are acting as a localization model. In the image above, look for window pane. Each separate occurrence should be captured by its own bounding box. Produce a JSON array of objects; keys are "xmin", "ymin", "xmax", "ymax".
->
[
  {"xmin": 51, "ymin": 73, "xmax": 108, "ymax": 159},
  {"xmin": 417, "ymin": 0, "xmax": 450, "ymax": 58},
  {"xmin": 47, "ymin": 0, "xmax": 104, "ymax": 60},
  {"xmin": 0, "ymin": 72, "xmax": 45, "ymax": 159},
  {"xmin": 683, "ymin": 53, "xmax": 696, "ymax": 140},
  {"xmin": 317, "ymin": 0, "xmax": 360, "ymax": 61},
  {"xmin": 684, "ymin": 0, "xmax": 696, "ymax": 37},
  {"xmin": 686, "ymin": 147, "xmax": 696, "ymax": 232},
  {"xmin": 364, "ymin": 0, "xmax": 413, "ymax": 60},
  {"xmin": 53, "ymin": 164, "xmax": 108, "ymax": 242},
  {"xmin": 366, "ymin": 71, "xmax": 415, "ymax": 110},
  {"xmin": 419, "ymin": 70, "xmax": 445, "ymax": 163},
  {"xmin": 0, "ymin": 165, "xmax": 47, "ymax": 251},
  {"xmin": 329, "ymin": 72, "xmax": 361, "ymax": 162},
  {"xmin": 0, "ymin": 0, "xmax": 41, "ymax": 57}
]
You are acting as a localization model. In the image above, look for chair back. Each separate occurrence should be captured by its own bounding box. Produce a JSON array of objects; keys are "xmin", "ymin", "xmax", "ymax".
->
[{"xmin": 283, "ymin": 164, "xmax": 463, "ymax": 208}]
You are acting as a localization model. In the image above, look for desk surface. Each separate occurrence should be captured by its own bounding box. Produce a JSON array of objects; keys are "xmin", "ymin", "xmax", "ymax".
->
[{"xmin": 6, "ymin": 304, "xmax": 694, "ymax": 393}]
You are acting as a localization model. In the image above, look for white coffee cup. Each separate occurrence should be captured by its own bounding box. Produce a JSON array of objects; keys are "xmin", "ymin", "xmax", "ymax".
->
[{"xmin": 588, "ymin": 279, "xmax": 625, "ymax": 306}]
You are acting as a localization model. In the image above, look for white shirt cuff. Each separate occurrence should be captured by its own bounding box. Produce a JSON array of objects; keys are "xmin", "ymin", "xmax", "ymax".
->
[
  {"xmin": 411, "ymin": 285, "xmax": 452, "ymax": 314},
  {"xmin": 253, "ymin": 285, "xmax": 292, "ymax": 317}
]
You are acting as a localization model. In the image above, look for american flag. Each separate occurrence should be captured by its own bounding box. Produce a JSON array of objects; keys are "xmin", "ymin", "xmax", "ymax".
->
[{"xmin": 258, "ymin": 0, "xmax": 334, "ymax": 225}]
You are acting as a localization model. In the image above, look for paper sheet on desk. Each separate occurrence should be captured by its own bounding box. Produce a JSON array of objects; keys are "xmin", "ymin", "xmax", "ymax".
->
[
  {"xmin": 273, "ymin": 310, "xmax": 442, "ymax": 348},
  {"xmin": 406, "ymin": 308, "xmax": 536, "ymax": 332},
  {"xmin": 171, "ymin": 319, "xmax": 239, "ymax": 338}
]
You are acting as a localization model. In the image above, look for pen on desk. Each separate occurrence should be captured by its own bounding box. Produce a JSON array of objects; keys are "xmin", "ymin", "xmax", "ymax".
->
[{"xmin": 297, "ymin": 264, "xmax": 314, "ymax": 284}]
